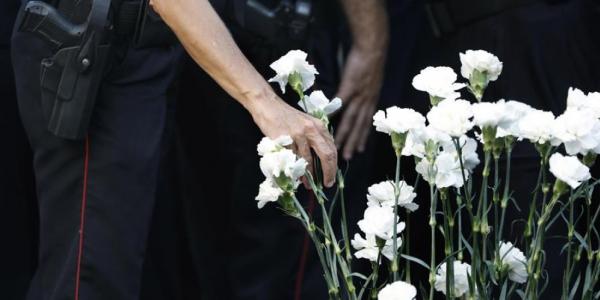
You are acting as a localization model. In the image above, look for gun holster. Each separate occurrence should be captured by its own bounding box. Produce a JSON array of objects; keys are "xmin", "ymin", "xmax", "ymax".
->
[
  {"xmin": 229, "ymin": 0, "xmax": 313, "ymax": 48},
  {"xmin": 18, "ymin": 0, "xmax": 112, "ymax": 140}
]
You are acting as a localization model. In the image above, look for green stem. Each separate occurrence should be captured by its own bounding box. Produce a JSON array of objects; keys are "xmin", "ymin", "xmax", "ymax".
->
[
  {"xmin": 371, "ymin": 251, "xmax": 382, "ymax": 299},
  {"xmin": 429, "ymin": 184, "xmax": 438, "ymax": 300},
  {"xmin": 526, "ymin": 188, "xmax": 563, "ymax": 299},
  {"xmin": 562, "ymin": 194, "xmax": 575, "ymax": 300},
  {"xmin": 392, "ymin": 153, "xmax": 402, "ymax": 281},
  {"xmin": 292, "ymin": 196, "xmax": 336, "ymax": 294},
  {"xmin": 405, "ymin": 212, "xmax": 411, "ymax": 282},
  {"xmin": 442, "ymin": 190, "xmax": 455, "ymax": 299},
  {"xmin": 498, "ymin": 148, "xmax": 512, "ymax": 248}
]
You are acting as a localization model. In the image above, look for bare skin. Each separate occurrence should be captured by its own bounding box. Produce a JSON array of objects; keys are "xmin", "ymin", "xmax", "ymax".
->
[
  {"xmin": 149, "ymin": 0, "xmax": 337, "ymax": 187},
  {"xmin": 335, "ymin": 0, "xmax": 389, "ymax": 160}
]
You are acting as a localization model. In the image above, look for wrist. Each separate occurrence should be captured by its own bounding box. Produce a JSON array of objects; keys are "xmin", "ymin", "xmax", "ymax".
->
[{"xmin": 242, "ymin": 85, "xmax": 279, "ymax": 119}]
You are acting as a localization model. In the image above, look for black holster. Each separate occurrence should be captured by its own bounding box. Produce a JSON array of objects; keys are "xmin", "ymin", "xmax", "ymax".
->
[{"xmin": 17, "ymin": 0, "xmax": 112, "ymax": 140}]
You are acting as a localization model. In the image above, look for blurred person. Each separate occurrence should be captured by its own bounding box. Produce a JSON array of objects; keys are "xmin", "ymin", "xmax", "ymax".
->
[{"xmin": 158, "ymin": 0, "xmax": 389, "ymax": 299}]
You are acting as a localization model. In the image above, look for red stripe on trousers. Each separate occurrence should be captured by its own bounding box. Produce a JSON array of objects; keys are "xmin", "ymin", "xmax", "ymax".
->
[
  {"xmin": 294, "ymin": 193, "xmax": 316, "ymax": 300},
  {"xmin": 75, "ymin": 137, "xmax": 90, "ymax": 300}
]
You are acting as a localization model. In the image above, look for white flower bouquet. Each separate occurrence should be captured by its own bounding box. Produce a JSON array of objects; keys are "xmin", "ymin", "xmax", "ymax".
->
[{"xmin": 255, "ymin": 49, "xmax": 600, "ymax": 300}]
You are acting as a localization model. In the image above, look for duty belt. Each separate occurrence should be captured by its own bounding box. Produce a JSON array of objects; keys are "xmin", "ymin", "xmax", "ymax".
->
[{"xmin": 425, "ymin": 0, "xmax": 540, "ymax": 37}]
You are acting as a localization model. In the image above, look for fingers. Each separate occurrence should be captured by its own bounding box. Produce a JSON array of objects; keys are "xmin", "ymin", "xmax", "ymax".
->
[
  {"xmin": 335, "ymin": 100, "xmax": 359, "ymax": 148},
  {"xmin": 295, "ymin": 136, "xmax": 313, "ymax": 176},
  {"xmin": 343, "ymin": 103, "xmax": 370, "ymax": 160},
  {"xmin": 357, "ymin": 105, "xmax": 376, "ymax": 153},
  {"xmin": 303, "ymin": 118, "xmax": 338, "ymax": 187}
]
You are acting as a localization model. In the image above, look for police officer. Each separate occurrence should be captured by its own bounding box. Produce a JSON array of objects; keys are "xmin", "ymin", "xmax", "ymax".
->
[
  {"xmin": 11, "ymin": 0, "xmax": 338, "ymax": 298},
  {"xmin": 0, "ymin": 0, "xmax": 38, "ymax": 298},
  {"xmin": 163, "ymin": 1, "xmax": 388, "ymax": 299}
]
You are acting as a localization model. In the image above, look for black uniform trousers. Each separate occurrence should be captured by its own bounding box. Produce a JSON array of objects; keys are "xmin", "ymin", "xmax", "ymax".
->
[{"xmin": 11, "ymin": 12, "xmax": 181, "ymax": 298}]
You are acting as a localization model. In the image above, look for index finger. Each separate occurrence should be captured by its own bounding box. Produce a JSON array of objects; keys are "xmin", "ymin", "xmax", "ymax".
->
[{"xmin": 308, "ymin": 123, "xmax": 338, "ymax": 187}]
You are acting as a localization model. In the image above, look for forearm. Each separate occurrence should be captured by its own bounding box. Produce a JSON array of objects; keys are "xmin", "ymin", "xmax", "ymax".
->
[
  {"xmin": 149, "ymin": 0, "xmax": 273, "ymax": 115},
  {"xmin": 338, "ymin": 0, "xmax": 389, "ymax": 54}
]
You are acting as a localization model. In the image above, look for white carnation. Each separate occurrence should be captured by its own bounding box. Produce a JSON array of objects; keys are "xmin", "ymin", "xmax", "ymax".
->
[
  {"xmin": 496, "ymin": 100, "xmax": 533, "ymax": 138},
  {"xmin": 255, "ymin": 178, "xmax": 284, "ymax": 209},
  {"xmin": 268, "ymin": 50, "xmax": 318, "ymax": 93},
  {"xmin": 552, "ymin": 109, "xmax": 600, "ymax": 155},
  {"xmin": 416, "ymin": 152, "xmax": 466, "ymax": 189},
  {"xmin": 373, "ymin": 107, "xmax": 426, "ymax": 135},
  {"xmin": 412, "ymin": 66, "xmax": 466, "ymax": 100},
  {"xmin": 298, "ymin": 90, "xmax": 342, "ymax": 118},
  {"xmin": 351, "ymin": 233, "xmax": 402, "ymax": 263},
  {"xmin": 567, "ymin": 87, "xmax": 600, "ymax": 118},
  {"xmin": 434, "ymin": 261, "xmax": 472, "ymax": 298},
  {"xmin": 460, "ymin": 50, "xmax": 503, "ymax": 82},
  {"xmin": 402, "ymin": 126, "xmax": 451, "ymax": 158},
  {"xmin": 366, "ymin": 180, "xmax": 418, "ymax": 212},
  {"xmin": 549, "ymin": 153, "xmax": 591, "ymax": 189},
  {"xmin": 259, "ymin": 149, "xmax": 307, "ymax": 183},
  {"xmin": 517, "ymin": 109, "xmax": 556, "ymax": 144},
  {"xmin": 357, "ymin": 206, "xmax": 405, "ymax": 240},
  {"xmin": 472, "ymin": 100, "xmax": 512, "ymax": 129},
  {"xmin": 442, "ymin": 136, "xmax": 480, "ymax": 172},
  {"xmin": 498, "ymin": 241, "xmax": 528, "ymax": 284},
  {"xmin": 257, "ymin": 135, "xmax": 293, "ymax": 156},
  {"xmin": 378, "ymin": 281, "xmax": 418, "ymax": 300},
  {"xmin": 427, "ymin": 99, "xmax": 474, "ymax": 137}
]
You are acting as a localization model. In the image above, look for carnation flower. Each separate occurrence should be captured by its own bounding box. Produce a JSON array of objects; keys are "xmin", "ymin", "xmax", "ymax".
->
[
  {"xmin": 357, "ymin": 206, "xmax": 405, "ymax": 240},
  {"xmin": 416, "ymin": 152, "xmax": 466, "ymax": 189},
  {"xmin": 442, "ymin": 136, "xmax": 480, "ymax": 172},
  {"xmin": 460, "ymin": 50, "xmax": 503, "ymax": 82},
  {"xmin": 378, "ymin": 281, "xmax": 418, "ymax": 300},
  {"xmin": 567, "ymin": 87, "xmax": 600, "ymax": 118},
  {"xmin": 517, "ymin": 109, "xmax": 556, "ymax": 145},
  {"xmin": 427, "ymin": 99, "xmax": 474, "ymax": 137},
  {"xmin": 434, "ymin": 261, "xmax": 472, "ymax": 297},
  {"xmin": 255, "ymin": 178, "xmax": 284, "ymax": 209},
  {"xmin": 496, "ymin": 100, "xmax": 533, "ymax": 138},
  {"xmin": 259, "ymin": 149, "xmax": 307, "ymax": 184},
  {"xmin": 552, "ymin": 109, "xmax": 600, "ymax": 155},
  {"xmin": 257, "ymin": 135, "xmax": 293, "ymax": 156},
  {"xmin": 498, "ymin": 241, "xmax": 528, "ymax": 284},
  {"xmin": 472, "ymin": 100, "xmax": 511, "ymax": 129},
  {"xmin": 412, "ymin": 66, "xmax": 466, "ymax": 101},
  {"xmin": 351, "ymin": 233, "xmax": 402, "ymax": 263},
  {"xmin": 366, "ymin": 180, "xmax": 418, "ymax": 212},
  {"xmin": 549, "ymin": 153, "xmax": 591, "ymax": 189},
  {"xmin": 268, "ymin": 50, "xmax": 318, "ymax": 93},
  {"xmin": 298, "ymin": 90, "xmax": 342, "ymax": 122},
  {"xmin": 402, "ymin": 126, "xmax": 451, "ymax": 158},
  {"xmin": 373, "ymin": 107, "xmax": 426, "ymax": 136}
]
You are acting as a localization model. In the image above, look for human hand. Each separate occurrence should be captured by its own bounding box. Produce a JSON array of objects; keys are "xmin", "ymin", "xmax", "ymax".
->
[
  {"xmin": 249, "ymin": 90, "xmax": 338, "ymax": 187},
  {"xmin": 334, "ymin": 46, "xmax": 386, "ymax": 160}
]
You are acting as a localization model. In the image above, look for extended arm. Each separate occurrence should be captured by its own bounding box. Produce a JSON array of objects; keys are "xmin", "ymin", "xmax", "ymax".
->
[
  {"xmin": 335, "ymin": 0, "xmax": 389, "ymax": 160},
  {"xmin": 149, "ymin": 0, "xmax": 337, "ymax": 186}
]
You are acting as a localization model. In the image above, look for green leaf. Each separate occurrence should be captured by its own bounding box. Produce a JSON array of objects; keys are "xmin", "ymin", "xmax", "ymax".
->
[
  {"xmin": 400, "ymin": 254, "xmax": 431, "ymax": 271},
  {"xmin": 350, "ymin": 272, "xmax": 368, "ymax": 281},
  {"xmin": 499, "ymin": 281, "xmax": 508, "ymax": 300},
  {"xmin": 568, "ymin": 274, "xmax": 581, "ymax": 300}
]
